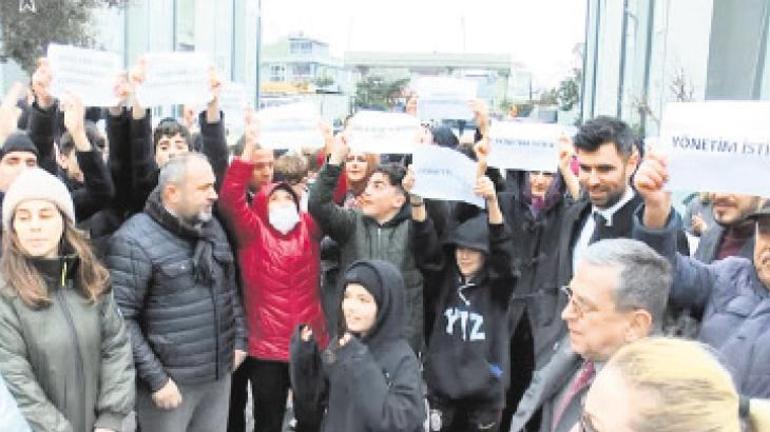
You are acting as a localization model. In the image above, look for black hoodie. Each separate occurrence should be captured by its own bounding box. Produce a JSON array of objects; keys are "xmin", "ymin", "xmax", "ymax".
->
[
  {"xmin": 290, "ymin": 260, "xmax": 425, "ymax": 432},
  {"xmin": 415, "ymin": 214, "xmax": 517, "ymax": 408}
]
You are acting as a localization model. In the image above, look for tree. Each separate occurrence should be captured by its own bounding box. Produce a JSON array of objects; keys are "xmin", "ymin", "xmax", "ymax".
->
[
  {"xmin": 557, "ymin": 68, "xmax": 581, "ymax": 111},
  {"xmin": 353, "ymin": 75, "xmax": 410, "ymax": 110},
  {"xmin": 313, "ymin": 75, "xmax": 335, "ymax": 88},
  {"xmin": 0, "ymin": 0, "xmax": 128, "ymax": 73}
]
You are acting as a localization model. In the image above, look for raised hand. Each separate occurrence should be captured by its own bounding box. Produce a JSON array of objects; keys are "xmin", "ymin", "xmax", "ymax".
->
[
  {"xmin": 62, "ymin": 93, "xmax": 92, "ymax": 151},
  {"xmin": 31, "ymin": 58, "xmax": 54, "ymax": 109},
  {"xmin": 474, "ymin": 175, "xmax": 496, "ymax": 202},
  {"xmin": 634, "ymin": 150, "xmax": 672, "ymax": 229},
  {"xmin": 129, "ymin": 57, "xmax": 147, "ymax": 119},
  {"xmin": 328, "ymin": 132, "xmax": 350, "ymax": 166},
  {"xmin": 240, "ymin": 113, "xmax": 260, "ymax": 161},
  {"xmin": 470, "ymin": 99, "xmax": 490, "ymax": 138}
]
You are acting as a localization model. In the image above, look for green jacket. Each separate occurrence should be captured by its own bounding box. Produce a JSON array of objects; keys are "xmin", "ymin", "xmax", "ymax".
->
[
  {"xmin": 0, "ymin": 257, "xmax": 135, "ymax": 432},
  {"xmin": 309, "ymin": 163, "xmax": 424, "ymax": 351}
]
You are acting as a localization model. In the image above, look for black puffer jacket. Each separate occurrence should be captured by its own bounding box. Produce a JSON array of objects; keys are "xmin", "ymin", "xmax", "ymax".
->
[{"xmin": 107, "ymin": 189, "xmax": 247, "ymax": 392}]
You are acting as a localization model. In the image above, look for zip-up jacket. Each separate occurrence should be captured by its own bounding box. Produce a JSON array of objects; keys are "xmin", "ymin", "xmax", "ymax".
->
[
  {"xmin": 0, "ymin": 257, "xmax": 135, "ymax": 432},
  {"xmin": 309, "ymin": 163, "xmax": 424, "ymax": 351}
]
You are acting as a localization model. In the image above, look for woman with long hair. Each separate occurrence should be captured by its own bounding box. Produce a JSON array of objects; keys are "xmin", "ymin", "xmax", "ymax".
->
[{"xmin": 0, "ymin": 168, "xmax": 134, "ymax": 432}]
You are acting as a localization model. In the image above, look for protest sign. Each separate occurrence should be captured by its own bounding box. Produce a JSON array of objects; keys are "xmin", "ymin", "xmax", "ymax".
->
[
  {"xmin": 659, "ymin": 101, "xmax": 770, "ymax": 196},
  {"xmin": 412, "ymin": 145, "xmax": 485, "ymax": 207},
  {"xmin": 414, "ymin": 77, "xmax": 477, "ymax": 121},
  {"xmin": 219, "ymin": 81, "xmax": 248, "ymax": 134},
  {"xmin": 487, "ymin": 121, "xmax": 570, "ymax": 172},
  {"xmin": 135, "ymin": 52, "xmax": 211, "ymax": 107},
  {"xmin": 47, "ymin": 44, "xmax": 121, "ymax": 107},
  {"xmin": 257, "ymin": 102, "xmax": 323, "ymax": 150},
  {"xmin": 347, "ymin": 111, "xmax": 420, "ymax": 154}
]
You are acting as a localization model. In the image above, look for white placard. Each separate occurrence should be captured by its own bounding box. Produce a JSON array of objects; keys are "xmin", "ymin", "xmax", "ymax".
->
[
  {"xmin": 347, "ymin": 111, "xmax": 420, "ymax": 154},
  {"xmin": 488, "ymin": 122, "xmax": 569, "ymax": 172},
  {"xmin": 47, "ymin": 44, "xmax": 121, "ymax": 107},
  {"xmin": 412, "ymin": 145, "xmax": 485, "ymax": 207},
  {"xmin": 219, "ymin": 81, "xmax": 248, "ymax": 134},
  {"xmin": 414, "ymin": 77, "xmax": 477, "ymax": 121},
  {"xmin": 135, "ymin": 52, "xmax": 211, "ymax": 107},
  {"xmin": 659, "ymin": 101, "xmax": 770, "ymax": 196},
  {"xmin": 257, "ymin": 102, "xmax": 323, "ymax": 150}
]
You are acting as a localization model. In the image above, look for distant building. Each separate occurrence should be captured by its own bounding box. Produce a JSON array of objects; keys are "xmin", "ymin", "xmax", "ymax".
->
[
  {"xmin": 344, "ymin": 51, "xmax": 519, "ymax": 110},
  {"xmin": 261, "ymin": 33, "xmax": 349, "ymax": 93},
  {"xmin": 581, "ymin": 0, "xmax": 770, "ymax": 136}
]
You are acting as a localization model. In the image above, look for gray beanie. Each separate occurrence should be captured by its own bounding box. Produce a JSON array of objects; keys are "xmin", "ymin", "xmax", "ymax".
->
[{"xmin": 2, "ymin": 168, "xmax": 75, "ymax": 230}]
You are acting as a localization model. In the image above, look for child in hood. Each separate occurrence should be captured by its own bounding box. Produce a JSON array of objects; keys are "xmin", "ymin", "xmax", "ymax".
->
[
  {"xmin": 411, "ymin": 172, "xmax": 517, "ymax": 432},
  {"xmin": 290, "ymin": 259, "xmax": 425, "ymax": 432}
]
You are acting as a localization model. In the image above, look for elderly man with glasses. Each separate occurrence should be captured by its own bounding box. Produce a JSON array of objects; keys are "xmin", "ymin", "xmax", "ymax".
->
[{"xmin": 508, "ymin": 238, "xmax": 672, "ymax": 432}]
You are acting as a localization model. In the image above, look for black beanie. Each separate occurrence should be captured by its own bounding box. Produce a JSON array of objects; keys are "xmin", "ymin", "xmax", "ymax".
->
[
  {"xmin": 342, "ymin": 261, "xmax": 384, "ymax": 307},
  {"xmin": 1, "ymin": 132, "xmax": 39, "ymax": 159}
]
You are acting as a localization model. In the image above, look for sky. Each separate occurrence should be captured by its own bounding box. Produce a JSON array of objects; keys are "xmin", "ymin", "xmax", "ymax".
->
[{"xmin": 260, "ymin": 0, "xmax": 587, "ymax": 88}]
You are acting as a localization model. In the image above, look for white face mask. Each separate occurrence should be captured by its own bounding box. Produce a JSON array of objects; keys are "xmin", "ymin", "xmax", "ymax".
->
[{"xmin": 268, "ymin": 204, "xmax": 300, "ymax": 234}]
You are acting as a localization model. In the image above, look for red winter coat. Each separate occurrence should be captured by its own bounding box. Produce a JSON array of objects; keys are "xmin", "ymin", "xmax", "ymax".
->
[{"xmin": 219, "ymin": 159, "xmax": 328, "ymax": 361}]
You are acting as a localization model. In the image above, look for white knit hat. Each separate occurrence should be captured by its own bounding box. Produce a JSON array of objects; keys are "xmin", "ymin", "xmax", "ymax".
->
[{"xmin": 2, "ymin": 168, "xmax": 75, "ymax": 230}]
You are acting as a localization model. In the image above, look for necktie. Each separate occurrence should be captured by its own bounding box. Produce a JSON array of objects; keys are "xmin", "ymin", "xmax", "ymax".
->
[
  {"xmin": 588, "ymin": 213, "xmax": 607, "ymax": 245},
  {"xmin": 552, "ymin": 361, "xmax": 595, "ymax": 432}
]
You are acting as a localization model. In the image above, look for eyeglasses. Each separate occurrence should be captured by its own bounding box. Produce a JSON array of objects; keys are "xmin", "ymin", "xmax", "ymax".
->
[{"xmin": 560, "ymin": 285, "xmax": 597, "ymax": 317}]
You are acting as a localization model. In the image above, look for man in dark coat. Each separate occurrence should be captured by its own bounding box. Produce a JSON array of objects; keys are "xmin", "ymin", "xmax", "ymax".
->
[
  {"xmin": 509, "ymin": 239, "xmax": 670, "ymax": 432},
  {"xmin": 108, "ymin": 153, "xmax": 247, "ymax": 432}
]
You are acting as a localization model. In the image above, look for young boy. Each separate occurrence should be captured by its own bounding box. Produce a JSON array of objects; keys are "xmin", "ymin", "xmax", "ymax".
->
[{"xmin": 411, "ymin": 173, "xmax": 516, "ymax": 432}]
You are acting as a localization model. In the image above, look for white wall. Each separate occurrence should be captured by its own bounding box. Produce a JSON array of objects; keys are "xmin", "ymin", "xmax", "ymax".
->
[{"xmin": 645, "ymin": 0, "xmax": 713, "ymax": 135}]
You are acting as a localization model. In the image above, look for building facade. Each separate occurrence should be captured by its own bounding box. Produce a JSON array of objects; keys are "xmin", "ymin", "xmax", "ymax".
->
[{"xmin": 581, "ymin": 0, "xmax": 770, "ymax": 136}]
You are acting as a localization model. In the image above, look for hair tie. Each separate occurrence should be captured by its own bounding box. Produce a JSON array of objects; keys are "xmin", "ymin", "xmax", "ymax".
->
[{"xmin": 739, "ymin": 396, "xmax": 750, "ymax": 419}]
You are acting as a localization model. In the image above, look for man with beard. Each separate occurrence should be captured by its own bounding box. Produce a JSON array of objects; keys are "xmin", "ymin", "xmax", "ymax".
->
[
  {"xmin": 108, "ymin": 153, "xmax": 247, "ymax": 431},
  {"xmin": 694, "ymin": 193, "xmax": 764, "ymax": 263},
  {"xmin": 527, "ymin": 116, "xmax": 643, "ymax": 371},
  {"xmin": 633, "ymin": 151, "xmax": 770, "ymax": 398}
]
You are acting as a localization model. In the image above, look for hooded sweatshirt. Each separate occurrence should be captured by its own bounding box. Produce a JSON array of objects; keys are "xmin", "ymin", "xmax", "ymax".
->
[
  {"xmin": 416, "ymin": 214, "xmax": 517, "ymax": 408},
  {"xmin": 290, "ymin": 260, "xmax": 425, "ymax": 432}
]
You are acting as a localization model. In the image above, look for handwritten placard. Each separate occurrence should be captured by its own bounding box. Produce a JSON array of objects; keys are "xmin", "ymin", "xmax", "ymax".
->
[
  {"xmin": 488, "ymin": 122, "xmax": 570, "ymax": 172},
  {"xmin": 412, "ymin": 145, "xmax": 484, "ymax": 207},
  {"xmin": 47, "ymin": 44, "xmax": 121, "ymax": 107},
  {"xmin": 414, "ymin": 77, "xmax": 477, "ymax": 121},
  {"xmin": 659, "ymin": 101, "xmax": 770, "ymax": 196},
  {"xmin": 257, "ymin": 102, "xmax": 323, "ymax": 150},
  {"xmin": 347, "ymin": 111, "xmax": 420, "ymax": 154},
  {"xmin": 135, "ymin": 52, "xmax": 211, "ymax": 107}
]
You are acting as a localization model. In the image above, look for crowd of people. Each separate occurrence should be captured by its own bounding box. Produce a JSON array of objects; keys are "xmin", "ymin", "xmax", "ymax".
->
[{"xmin": 0, "ymin": 55, "xmax": 769, "ymax": 432}]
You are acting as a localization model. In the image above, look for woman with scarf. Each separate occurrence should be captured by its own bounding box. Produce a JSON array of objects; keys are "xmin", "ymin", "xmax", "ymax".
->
[{"xmin": 497, "ymin": 136, "xmax": 580, "ymax": 431}]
